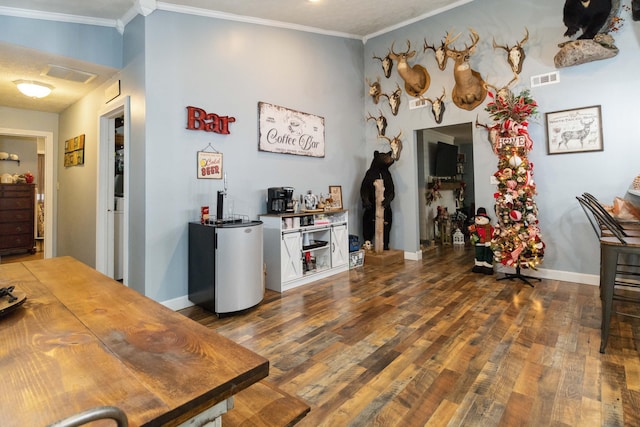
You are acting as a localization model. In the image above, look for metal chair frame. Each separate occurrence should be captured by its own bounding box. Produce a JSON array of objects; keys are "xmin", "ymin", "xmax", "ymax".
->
[
  {"xmin": 47, "ymin": 406, "xmax": 128, "ymax": 427},
  {"xmin": 577, "ymin": 195, "xmax": 640, "ymax": 353}
]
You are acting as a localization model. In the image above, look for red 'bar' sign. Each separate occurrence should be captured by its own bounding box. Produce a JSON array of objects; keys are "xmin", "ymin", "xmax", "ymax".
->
[{"xmin": 186, "ymin": 106, "xmax": 236, "ymax": 134}]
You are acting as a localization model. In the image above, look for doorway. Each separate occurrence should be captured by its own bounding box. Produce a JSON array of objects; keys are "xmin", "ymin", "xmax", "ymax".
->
[
  {"xmin": 417, "ymin": 122, "xmax": 475, "ymax": 244},
  {"xmin": 0, "ymin": 128, "xmax": 54, "ymax": 259},
  {"xmin": 96, "ymin": 96, "xmax": 129, "ymax": 283}
]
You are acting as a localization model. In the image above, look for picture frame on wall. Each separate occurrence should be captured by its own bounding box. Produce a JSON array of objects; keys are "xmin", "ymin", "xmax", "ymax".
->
[
  {"xmin": 64, "ymin": 134, "xmax": 85, "ymax": 167},
  {"xmin": 546, "ymin": 105, "xmax": 603, "ymax": 155},
  {"xmin": 329, "ymin": 185, "xmax": 342, "ymax": 210},
  {"xmin": 258, "ymin": 102, "xmax": 325, "ymax": 158},
  {"xmin": 197, "ymin": 151, "xmax": 223, "ymax": 179}
]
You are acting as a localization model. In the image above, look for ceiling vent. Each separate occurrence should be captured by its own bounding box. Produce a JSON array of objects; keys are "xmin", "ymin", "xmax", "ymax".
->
[{"xmin": 42, "ymin": 64, "xmax": 97, "ymax": 84}]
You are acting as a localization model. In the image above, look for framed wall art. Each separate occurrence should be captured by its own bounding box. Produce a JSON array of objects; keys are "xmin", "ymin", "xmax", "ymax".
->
[
  {"xmin": 546, "ymin": 105, "xmax": 603, "ymax": 155},
  {"xmin": 197, "ymin": 151, "xmax": 223, "ymax": 179},
  {"xmin": 329, "ymin": 185, "xmax": 343, "ymax": 210},
  {"xmin": 258, "ymin": 102, "xmax": 325, "ymax": 158},
  {"xmin": 64, "ymin": 134, "xmax": 85, "ymax": 167}
]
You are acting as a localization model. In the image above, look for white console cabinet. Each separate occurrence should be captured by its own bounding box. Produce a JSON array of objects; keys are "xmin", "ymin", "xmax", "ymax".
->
[{"xmin": 260, "ymin": 210, "xmax": 348, "ymax": 292}]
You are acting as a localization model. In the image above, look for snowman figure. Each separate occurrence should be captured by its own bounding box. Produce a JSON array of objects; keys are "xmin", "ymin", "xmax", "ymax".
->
[{"xmin": 468, "ymin": 207, "xmax": 494, "ymax": 275}]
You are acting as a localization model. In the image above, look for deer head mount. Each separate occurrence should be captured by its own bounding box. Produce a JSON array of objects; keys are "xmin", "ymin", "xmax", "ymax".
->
[
  {"xmin": 423, "ymin": 36, "xmax": 450, "ymax": 71},
  {"xmin": 379, "ymin": 131, "xmax": 403, "ymax": 161},
  {"xmin": 372, "ymin": 50, "xmax": 394, "ymax": 78},
  {"xmin": 382, "ymin": 84, "xmax": 402, "ymax": 116},
  {"xmin": 493, "ymin": 27, "xmax": 529, "ymax": 75},
  {"xmin": 475, "ymin": 116, "xmax": 500, "ymax": 153},
  {"xmin": 367, "ymin": 110, "xmax": 388, "ymax": 136},
  {"xmin": 484, "ymin": 71, "xmax": 519, "ymax": 101},
  {"xmin": 445, "ymin": 28, "xmax": 487, "ymax": 111},
  {"xmin": 366, "ymin": 77, "xmax": 382, "ymax": 104},
  {"xmin": 389, "ymin": 40, "xmax": 430, "ymax": 97},
  {"xmin": 418, "ymin": 87, "xmax": 447, "ymax": 124}
]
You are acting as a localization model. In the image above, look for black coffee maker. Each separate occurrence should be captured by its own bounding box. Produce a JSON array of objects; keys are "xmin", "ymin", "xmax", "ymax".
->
[{"xmin": 268, "ymin": 187, "xmax": 294, "ymax": 213}]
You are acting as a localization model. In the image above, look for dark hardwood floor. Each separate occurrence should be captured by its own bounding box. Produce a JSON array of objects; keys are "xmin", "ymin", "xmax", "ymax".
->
[{"xmin": 180, "ymin": 245, "xmax": 640, "ymax": 426}]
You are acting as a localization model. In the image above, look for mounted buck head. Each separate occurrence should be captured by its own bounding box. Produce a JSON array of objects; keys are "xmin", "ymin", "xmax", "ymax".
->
[
  {"xmin": 475, "ymin": 116, "xmax": 500, "ymax": 152},
  {"xmin": 423, "ymin": 35, "xmax": 454, "ymax": 71},
  {"xmin": 493, "ymin": 28, "xmax": 529, "ymax": 75},
  {"xmin": 367, "ymin": 110, "xmax": 388, "ymax": 136},
  {"xmin": 379, "ymin": 131, "xmax": 403, "ymax": 161},
  {"xmin": 366, "ymin": 77, "xmax": 382, "ymax": 104},
  {"xmin": 389, "ymin": 40, "xmax": 430, "ymax": 97},
  {"xmin": 419, "ymin": 87, "xmax": 447, "ymax": 124},
  {"xmin": 372, "ymin": 50, "xmax": 394, "ymax": 78},
  {"xmin": 445, "ymin": 28, "xmax": 487, "ymax": 111},
  {"xmin": 484, "ymin": 72, "xmax": 519, "ymax": 101},
  {"xmin": 382, "ymin": 84, "xmax": 402, "ymax": 116}
]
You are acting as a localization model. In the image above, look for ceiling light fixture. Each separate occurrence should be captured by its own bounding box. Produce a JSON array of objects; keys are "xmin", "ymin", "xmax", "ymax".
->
[{"xmin": 13, "ymin": 80, "xmax": 54, "ymax": 98}]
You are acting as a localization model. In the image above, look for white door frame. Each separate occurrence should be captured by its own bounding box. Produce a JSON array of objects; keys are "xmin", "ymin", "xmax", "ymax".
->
[
  {"xmin": 0, "ymin": 127, "xmax": 54, "ymax": 258},
  {"xmin": 96, "ymin": 96, "xmax": 130, "ymax": 284}
]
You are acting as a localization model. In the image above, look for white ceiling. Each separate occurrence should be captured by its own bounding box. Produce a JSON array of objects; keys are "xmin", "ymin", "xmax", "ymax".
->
[{"xmin": 0, "ymin": 0, "xmax": 473, "ymax": 113}]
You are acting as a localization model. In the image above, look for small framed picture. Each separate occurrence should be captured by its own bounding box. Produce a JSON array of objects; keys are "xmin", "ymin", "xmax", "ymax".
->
[
  {"xmin": 546, "ymin": 105, "xmax": 603, "ymax": 154},
  {"xmin": 197, "ymin": 151, "xmax": 223, "ymax": 179},
  {"xmin": 329, "ymin": 185, "xmax": 342, "ymax": 210}
]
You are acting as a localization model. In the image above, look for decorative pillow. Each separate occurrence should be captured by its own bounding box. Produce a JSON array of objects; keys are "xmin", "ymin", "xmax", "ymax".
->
[{"xmin": 612, "ymin": 197, "xmax": 640, "ymax": 221}]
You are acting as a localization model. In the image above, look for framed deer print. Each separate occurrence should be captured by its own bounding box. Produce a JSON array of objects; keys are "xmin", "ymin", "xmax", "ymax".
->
[{"xmin": 546, "ymin": 105, "xmax": 603, "ymax": 155}]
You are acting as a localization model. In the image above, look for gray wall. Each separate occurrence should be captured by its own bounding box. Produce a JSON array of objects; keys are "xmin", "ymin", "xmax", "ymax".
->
[
  {"xmin": 364, "ymin": 0, "xmax": 640, "ymax": 278},
  {"xmin": 0, "ymin": 15, "xmax": 122, "ymax": 68},
  {"xmin": 0, "ymin": 136, "xmax": 38, "ymax": 178},
  {"xmin": 140, "ymin": 11, "xmax": 365, "ymax": 301}
]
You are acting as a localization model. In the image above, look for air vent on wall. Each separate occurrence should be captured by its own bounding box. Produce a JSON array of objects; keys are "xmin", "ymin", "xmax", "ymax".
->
[
  {"xmin": 42, "ymin": 64, "xmax": 97, "ymax": 84},
  {"xmin": 409, "ymin": 98, "xmax": 429, "ymax": 110},
  {"xmin": 530, "ymin": 71, "xmax": 560, "ymax": 88}
]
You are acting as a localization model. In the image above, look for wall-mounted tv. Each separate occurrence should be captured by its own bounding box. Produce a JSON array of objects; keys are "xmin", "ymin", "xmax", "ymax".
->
[{"xmin": 434, "ymin": 141, "xmax": 458, "ymax": 178}]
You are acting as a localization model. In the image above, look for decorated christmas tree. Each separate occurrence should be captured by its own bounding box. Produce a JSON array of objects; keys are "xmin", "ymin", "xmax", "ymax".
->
[{"xmin": 483, "ymin": 89, "xmax": 545, "ymax": 278}]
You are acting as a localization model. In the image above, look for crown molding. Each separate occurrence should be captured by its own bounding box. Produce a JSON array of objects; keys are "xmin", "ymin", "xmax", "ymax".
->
[{"xmin": 0, "ymin": 6, "xmax": 116, "ymax": 28}]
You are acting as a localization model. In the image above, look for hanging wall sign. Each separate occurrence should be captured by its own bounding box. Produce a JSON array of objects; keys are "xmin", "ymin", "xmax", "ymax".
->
[
  {"xmin": 197, "ymin": 151, "xmax": 223, "ymax": 179},
  {"xmin": 258, "ymin": 102, "xmax": 325, "ymax": 158},
  {"xmin": 496, "ymin": 135, "xmax": 526, "ymax": 149},
  {"xmin": 186, "ymin": 106, "xmax": 236, "ymax": 134}
]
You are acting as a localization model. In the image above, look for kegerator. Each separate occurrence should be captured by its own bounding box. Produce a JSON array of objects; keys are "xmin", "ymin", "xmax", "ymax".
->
[{"xmin": 188, "ymin": 220, "xmax": 264, "ymax": 315}]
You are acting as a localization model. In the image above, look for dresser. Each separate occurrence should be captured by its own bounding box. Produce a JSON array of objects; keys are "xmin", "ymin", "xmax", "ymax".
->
[{"xmin": 0, "ymin": 183, "xmax": 35, "ymax": 255}]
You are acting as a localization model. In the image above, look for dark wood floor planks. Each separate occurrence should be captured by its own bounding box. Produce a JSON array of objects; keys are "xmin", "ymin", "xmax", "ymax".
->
[{"xmin": 180, "ymin": 245, "xmax": 640, "ymax": 426}]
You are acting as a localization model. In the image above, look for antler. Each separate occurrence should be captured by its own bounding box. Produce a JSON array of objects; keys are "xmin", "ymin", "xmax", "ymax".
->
[
  {"xmin": 443, "ymin": 28, "xmax": 479, "ymax": 57},
  {"xmin": 483, "ymin": 71, "xmax": 519, "ymax": 99},
  {"xmin": 492, "ymin": 28, "xmax": 529, "ymax": 51},
  {"xmin": 378, "ymin": 131, "xmax": 403, "ymax": 161},
  {"xmin": 391, "ymin": 40, "xmax": 413, "ymax": 57},
  {"xmin": 418, "ymin": 87, "xmax": 445, "ymax": 105},
  {"xmin": 518, "ymin": 27, "xmax": 529, "ymax": 47},
  {"xmin": 467, "ymin": 28, "xmax": 480, "ymax": 53}
]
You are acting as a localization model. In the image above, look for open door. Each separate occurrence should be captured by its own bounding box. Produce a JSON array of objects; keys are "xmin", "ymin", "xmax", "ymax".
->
[{"xmin": 96, "ymin": 96, "xmax": 129, "ymax": 284}]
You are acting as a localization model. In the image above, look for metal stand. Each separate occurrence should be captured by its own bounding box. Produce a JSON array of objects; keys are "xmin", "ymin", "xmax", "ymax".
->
[{"xmin": 496, "ymin": 266, "xmax": 540, "ymax": 287}]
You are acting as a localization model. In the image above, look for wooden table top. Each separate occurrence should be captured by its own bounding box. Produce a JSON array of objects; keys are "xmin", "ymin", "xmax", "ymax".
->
[{"xmin": 0, "ymin": 256, "xmax": 269, "ymax": 427}]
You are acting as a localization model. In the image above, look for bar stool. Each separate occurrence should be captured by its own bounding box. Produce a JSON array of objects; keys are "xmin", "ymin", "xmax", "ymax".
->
[{"xmin": 577, "ymin": 195, "xmax": 640, "ymax": 353}]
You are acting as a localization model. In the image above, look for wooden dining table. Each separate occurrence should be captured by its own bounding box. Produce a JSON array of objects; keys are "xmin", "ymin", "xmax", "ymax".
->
[{"xmin": 0, "ymin": 256, "xmax": 269, "ymax": 426}]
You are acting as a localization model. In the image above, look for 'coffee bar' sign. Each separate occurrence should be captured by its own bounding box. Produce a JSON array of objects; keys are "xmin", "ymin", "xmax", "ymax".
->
[
  {"xmin": 186, "ymin": 106, "xmax": 236, "ymax": 134},
  {"xmin": 258, "ymin": 102, "xmax": 325, "ymax": 158}
]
